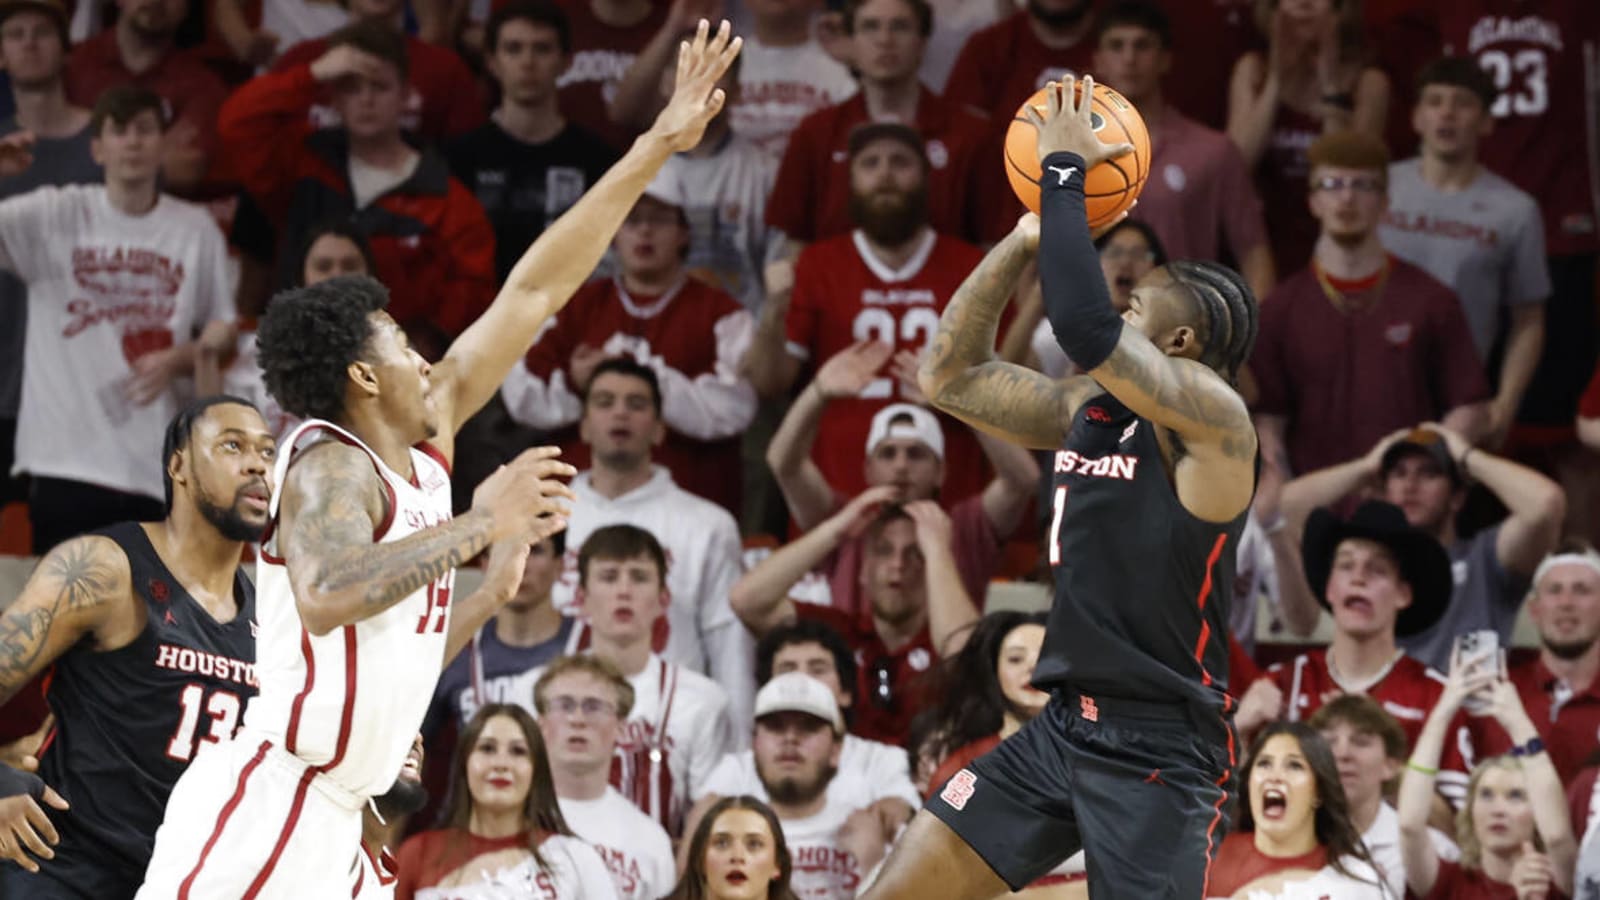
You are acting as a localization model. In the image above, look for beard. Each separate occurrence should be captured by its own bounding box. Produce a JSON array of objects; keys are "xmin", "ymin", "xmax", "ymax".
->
[
  {"xmin": 1543, "ymin": 636, "xmax": 1597, "ymax": 661},
  {"xmin": 1027, "ymin": 0, "xmax": 1092, "ymax": 29},
  {"xmin": 762, "ymin": 765, "xmax": 836, "ymax": 807},
  {"xmin": 374, "ymin": 777, "xmax": 429, "ymax": 821},
  {"xmin": 196, "ymin": 486, "xmax": 267, "ymax": 543},
  {"xmin": 849, "ymin": 187, "xmax": 928, "ymax": 247}
]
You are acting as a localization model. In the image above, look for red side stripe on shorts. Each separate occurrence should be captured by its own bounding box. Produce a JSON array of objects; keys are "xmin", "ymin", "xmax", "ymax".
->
[
  {"xmin": 1191, "ymin": 533, "xmax": 1229, "ymax": 687},
  {"xmin": 286, "ymin": 628, "xmax": 316, "ymax": 754},
  {"xmin": 318, "ymin": 625, "xmax": 359, "ymax": 772},
  {"xmin": 177, "ymin": 740, "xmax": 271, "ymax": 899},
  {"xmin": 241, "ymin": 766, "xmax": 316, "ymax": 899},
  {"xmin": 1198, "ymin": 720, "xmax": 1237, "ymax": 899}
]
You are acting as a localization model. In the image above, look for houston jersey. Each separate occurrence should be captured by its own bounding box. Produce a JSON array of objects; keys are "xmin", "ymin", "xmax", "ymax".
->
[
  {"xmin": 1033, "ymin": 394, "xmax": 1249, "ymax": 719},
  {"xmin": 14, "ymin": 522, "xmax": 255, "ymax": 899},
  {"xmin": 248, "ymin": 419, "xmax": 455, "ymax": 797},
  {"xmin": 1438, "ymin": 0, "xmax": 1600, "ymax": 254}
]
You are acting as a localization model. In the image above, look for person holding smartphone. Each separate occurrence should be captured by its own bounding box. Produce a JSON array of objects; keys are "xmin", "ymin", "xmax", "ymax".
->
[{"xmin": 1398, "ymin": 645, "xmax": 1577, "ymax": 900}]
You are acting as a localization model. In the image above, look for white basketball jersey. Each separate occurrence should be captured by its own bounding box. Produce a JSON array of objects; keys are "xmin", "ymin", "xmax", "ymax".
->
[{"xmin": 246, "ymin": 419, "xmax": 455, "ymax": 797}]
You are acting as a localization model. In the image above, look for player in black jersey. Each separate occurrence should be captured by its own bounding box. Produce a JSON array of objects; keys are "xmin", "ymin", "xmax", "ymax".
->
[
  {"xmin": 0, "ymin": 396, "xmax": 275, "ymax": 899},
  {"xmin": 863, "ymin": 77, "xmax": 1262, "ymax": 900}
]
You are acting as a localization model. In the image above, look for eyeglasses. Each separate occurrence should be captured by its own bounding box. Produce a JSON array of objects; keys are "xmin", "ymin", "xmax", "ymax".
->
[
  {"xmin": 546, "ymin": 695, "xmax": 617, "ymax": 719},
  {"xmin": 1101, "ymin": 246, "xmax": 1156, "ymax": 264},
  {"xmin": 1312, "ymin": 174, "xmax": 1385, "ymax": 195},
  {"xmin": 871, "ymin": 659, "xmax": 896, "ymax": 712}
]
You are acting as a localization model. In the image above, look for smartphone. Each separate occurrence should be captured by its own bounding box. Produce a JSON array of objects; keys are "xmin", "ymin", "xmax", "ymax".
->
[{"xmin": 1454, "ymin": 629, "xmax": 1500, "ymax": 714}]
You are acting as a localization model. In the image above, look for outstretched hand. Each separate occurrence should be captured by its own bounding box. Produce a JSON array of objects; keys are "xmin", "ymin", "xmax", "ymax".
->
[
  {"xmin": 815, "ymin": 340, "xmax": 893, "ymax": 400},
  {"xmin": 1024, "ymin": 75, "xmax": 1135, "ymax": 170},
  {"xmin": 650, "ymin": 18, "xmax": 742, "ymax": 152}
]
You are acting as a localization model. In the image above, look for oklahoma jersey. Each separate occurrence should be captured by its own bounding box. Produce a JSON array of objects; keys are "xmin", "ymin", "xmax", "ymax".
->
[
  {"xmin": 784, "ymin": 229, "xmax": 990, "ymax": 502},
  {"xmin": 1438, "ymin": 0, "xmax": 1600, "ymax": 254},
  {"xmin": 249, "ymin": 419, "xmax": 456, "ymax": 796}
]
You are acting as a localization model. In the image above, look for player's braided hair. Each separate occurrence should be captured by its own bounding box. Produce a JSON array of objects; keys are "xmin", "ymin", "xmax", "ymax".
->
[
  {"xmin": 1167, "ymin": 260, "xmax": 1259, "ymax": 386},
  {"xmin": 257, "ymin": 275, "xmax": 389, "ymax": 423}
]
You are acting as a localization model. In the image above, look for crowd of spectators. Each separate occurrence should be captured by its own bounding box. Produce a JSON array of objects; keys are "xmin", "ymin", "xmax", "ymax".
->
[{"xmin": 1, "ymin": 0, "xmax": 1600, "ymax": 896}]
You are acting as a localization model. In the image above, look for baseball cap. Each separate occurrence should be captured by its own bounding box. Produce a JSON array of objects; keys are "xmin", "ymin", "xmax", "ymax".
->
[
  {"xmin": 0, "ymin": 0, "xmax": 67, "ymax": 39},
  {"xmin": 1379, "ymin": 428, "xmax": 1462, "ymax": 486},
  {"xmin": 754, "ymin": 672, "xmax": 843, "ymax": 734},
  {"xmin": 847, "ymin": 121, "xmax": 927, "ymax": 165},
  {"xmin": 642, "ymin": 163, "xmax": 685, "ymax": 209},
  {"xmin": 865, "ymin": 403, "xmax": 944, "ymax": 459}
]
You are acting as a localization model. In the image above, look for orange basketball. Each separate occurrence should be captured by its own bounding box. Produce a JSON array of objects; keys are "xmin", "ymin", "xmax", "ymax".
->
[{"xmin": 1004, "ymin": 81, "xmax": 1151, "ymax": 227}]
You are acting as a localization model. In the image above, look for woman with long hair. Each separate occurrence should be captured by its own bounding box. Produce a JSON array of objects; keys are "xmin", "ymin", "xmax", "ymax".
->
[
  {"xmin": 1226, "ymin": 0, "xmax": 1390, "ymax": 273},
  {"xmin": 667, "ymin": 795, "xmax": 799, "ymax": 900},
  {"xmin": 916, "ymin": 611, "xmax": 1049, "ymax": 792},
  {"xmin": 1399, "ymin": 649, "xmax": 1576, "ymax": 899},
  {"xmin": 394, "ymin": 704, "xmax": 618, "ymax": 899},
  {"xmin": 1210, "ymin": 722, "xmax": 1385, "ymax": 898}
]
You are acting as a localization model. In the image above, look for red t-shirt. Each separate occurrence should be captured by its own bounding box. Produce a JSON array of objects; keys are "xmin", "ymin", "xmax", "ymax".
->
[
  {"xmin": 793, "ymin": 603, "xmax": 935, "ymax": 746},
  {"xmin": 273, "ymin": 35, "xmax": 486, "ymax": 143},
  {"xmin": 1420, "ymin": 858, "xmax": 1569, "ymax": 900},
  {"xmin": 395, "ymin": 829, "xmax": 540, "ymax": 898},
  {"xmin": 1135, "ymin": 110, "xmax": 1267, "ymax": 264},
  {"xmin": 549, "ymin": 0, "xmax": 669, "ymax": 151},
  {"xmin": 1437, "ymin": 0, "xmax": 1600, "ymax": 255},
  {"xmin": 1464, "ymin": 657, "xmax": 1600, "ymax": 785},
  {"xmin": 517, "ymin": 276, "xmax": 749, "ymax": 514},
  {"xmin": 1208, "ymin": 832, "xmax": 1328, "ymax": 898},
  {"xmin": 1579, "ymin": 361, "xmax": 1600, "ymax": 419},
  {"xmin": 1250, "ymin": 257, "xmax": 1491, "ymax": 476},
  {"xmin": 1567, "ymin": 765, "xmax": 1599, "ymax": 837},
  {"xmin": 766, "ymin": 89, "xmax": 991, "ymax": 244},
  {"xmin": 784, "ymin": 230, "xmax": 991, "ymax": 504},
  {"xmin": 942, "ymin": 11, "xmax": 1097, "ymax": 240},
  {"xmin": 1157, "ymin": 0, "xmax": 1259, "ymax": 131},
  {"xmin": 1261, "ymin": 649, "xmax": 1461, "ymax": 755}
]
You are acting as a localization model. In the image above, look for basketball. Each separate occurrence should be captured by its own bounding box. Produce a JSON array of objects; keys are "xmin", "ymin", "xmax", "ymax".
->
[{"xmin": 1004, "ymin": 80, "xmax": 1151, "ymax": 227}]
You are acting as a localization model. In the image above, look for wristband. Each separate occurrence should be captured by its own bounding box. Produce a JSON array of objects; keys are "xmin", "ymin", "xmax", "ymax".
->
[
  {"xmin": 1405, "ymin": 760, "xmax": 1439, "ymax": 777},
  {"xmin": 1510, "ymin": 736, "xmax": 1546, "ymax": 758}
]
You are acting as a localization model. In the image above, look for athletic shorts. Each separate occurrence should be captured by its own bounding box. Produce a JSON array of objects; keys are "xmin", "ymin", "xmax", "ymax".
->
[
  {"xmin": 928, "ymin": 690, "xmax": 1237, "ymax": 900},
  {"xmin": 135, "ymin": 737, "xmax": 363, "ymax": 900}
]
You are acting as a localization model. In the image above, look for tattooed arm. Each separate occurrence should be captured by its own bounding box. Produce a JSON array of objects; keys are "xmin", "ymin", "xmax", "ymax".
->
[
  {"xmin": 918, "ymin": 223, "xmax": 1097, "ymax": 450},
  {"xmin": 0, "ymin": 537, "xmax": 133, "ymax": 705},
  {"xmin": 278, "ymin": 443, "xmax": 573, "ymax": 637}
]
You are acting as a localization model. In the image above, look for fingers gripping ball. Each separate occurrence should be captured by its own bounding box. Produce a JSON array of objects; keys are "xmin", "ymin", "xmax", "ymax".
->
[{"xmin": 1004, "ymin": 81, "xmax": 1150, "ymax": 226}]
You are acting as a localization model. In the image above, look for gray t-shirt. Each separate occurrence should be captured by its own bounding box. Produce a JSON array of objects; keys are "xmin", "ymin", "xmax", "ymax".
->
[
  {"xmin": 1380, "ymin": 158, "xmax": 1550, "ymax": 361},
  {"xmin": 1399, "ymin": 525, "xmax": 1530, "ymax": 672},
  {"xmin": 0, "ymin": 117, "xmax": 100, "ymax": 419}
]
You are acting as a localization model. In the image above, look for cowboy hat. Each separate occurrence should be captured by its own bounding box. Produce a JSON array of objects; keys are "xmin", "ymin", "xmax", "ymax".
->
[{"xmin": 1302, "ymin": 500, "xmax": 1452, "ymax": 638}]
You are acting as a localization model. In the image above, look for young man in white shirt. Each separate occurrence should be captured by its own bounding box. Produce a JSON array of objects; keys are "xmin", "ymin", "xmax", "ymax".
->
[
  {"xmin": 548, "ymin": 358, "xmax": 755, "ymax": 733},
  {"xmin": 730, "ymin": 0, "xmax": 857, "ymax": 163},
  {"xmin": 535, "ymin": 654, "xmax": 676, "ymax": 900},
  {"xmin": 553, "ymin": 523, "xmax": 734, "ymax": 836},
  {"xmin": 0, "ymin": 85, "xmax": 234, "ymax": 552}
]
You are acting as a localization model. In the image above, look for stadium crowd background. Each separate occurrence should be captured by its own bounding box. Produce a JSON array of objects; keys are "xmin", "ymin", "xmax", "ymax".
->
[{"xmin": 1, "ymin": 0, "xmax": 1600, "ymax": 896}]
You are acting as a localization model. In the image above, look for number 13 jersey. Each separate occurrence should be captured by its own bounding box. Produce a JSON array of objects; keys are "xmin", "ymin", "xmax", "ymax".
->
[
  {"xmin": 249, "ymin": 419, "xmax": 455, "ymax": 797},
  {"xmin": 29, "ymin": 521, "xmax": 256, "ymax": 898}
]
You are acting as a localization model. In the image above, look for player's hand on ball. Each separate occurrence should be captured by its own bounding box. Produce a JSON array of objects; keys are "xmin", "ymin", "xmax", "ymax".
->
[
  {"xmin": 650, "ymin": 18, "xmax": 742, "ymax": 152},
  {"xmin": 474, "ymin": 446, "xmax": 577, "ymax": 543},
  {"xmin": 1024, "ymin": 75, "xmax": 1135, "ymax": 170}
]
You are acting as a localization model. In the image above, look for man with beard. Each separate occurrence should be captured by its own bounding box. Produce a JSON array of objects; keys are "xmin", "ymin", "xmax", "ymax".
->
[
  {"xmin": 766, "ymin": 0, "xmax": 989, "ymax": 245},
  {"xmin": 943, "ymin": 0, "xmax": 1098, "ymax": 238},
  {"xmin": 744, "ymin": 122, "xmax": 1009, "ymax": 507},
  {"xmin": 1465, "ymin": 543, "xmax": 1600, "ymax": 786},
  {"xmin": 747, "ymin": 672, "xmax": 897, "ymax": 898},
  {"xmin": 0, "ymin": 396, "xmax": 275, "ymax": 898},
  {"xmin": 1249, "ymin": 130, "xmax": 1490, "ymax": 480},
  {"xmin": 63, "ymin": 0, "xmax": 227, "ymax": 194},
  {"xmin": 501, "ymin": 188, "xmax": 757, "ymax": 515},
  {"xmin": 350, "ymin": 734, "xmax": 426, "ymax": 899},
  {"xmin": 1265, "ymin": 424, "xmax": 1564, "ymax": 671}
]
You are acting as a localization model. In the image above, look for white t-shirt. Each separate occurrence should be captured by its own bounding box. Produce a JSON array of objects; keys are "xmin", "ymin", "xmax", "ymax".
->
[
  {"xmin": 697, "ymin": 734, "xmax": 920, "ymax": 810},
  {"xmin": 413, "ymin": 835, "xmax": 620, "ymax": 900},
  {"xmin": 0, "ymin": 185, "xmax": 233, "ymax": 497},
  {"xmin": 615, "ymin": 655, "xmax": 732, "ymax": 831},
  {"xmin": 781, "ymin": 801, "xmax": 869, "ymax": 900},
  {"xmin": 560, "ymin": 788, "xmax": 676, "ymax": 900},
  {"xmin": 731, "ymin": 38, "xmax": 857, "ymax": 164},
  {"xmin": 553, "ymin": 467, "xmax": 755, "ymax": 739},
  {"xmin": 1361, "ymin": 800, "xmax": 1460, "ymax": 900},
  {"xmin": 259, "ymin": 0, "xmax": 349, "ymax": 57}
]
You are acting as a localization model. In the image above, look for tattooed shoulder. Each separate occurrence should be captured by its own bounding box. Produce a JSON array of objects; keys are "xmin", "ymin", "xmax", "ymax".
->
[
  {"xmin": 282, "ymin": 441, "xmax": 386, "ymax": 553},
  {"xmin": 39, "ymin": 536, "xmax": 130, "ymax": 613}
]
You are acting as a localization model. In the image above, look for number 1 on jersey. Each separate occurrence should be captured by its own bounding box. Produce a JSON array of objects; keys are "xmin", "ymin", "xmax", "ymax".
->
[{"xmin": 1048, "ymin": 486, "xmax": 1068, "ymax": 566}]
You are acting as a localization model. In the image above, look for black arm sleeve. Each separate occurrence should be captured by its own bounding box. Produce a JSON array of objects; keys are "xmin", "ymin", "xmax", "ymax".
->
[{"xmin": 1037, "ymin": 151, "xmax": 1124, "ymax": 373}]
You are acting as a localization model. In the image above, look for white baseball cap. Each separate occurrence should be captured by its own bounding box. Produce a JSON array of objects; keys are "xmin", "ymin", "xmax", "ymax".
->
[
  {"xmin": 865, "ymin": 403, "xmax": 944, "ymax": 460},
  {"xmin": 754, "ymin": 672, "xmax": 844, "ymax": 734}
]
